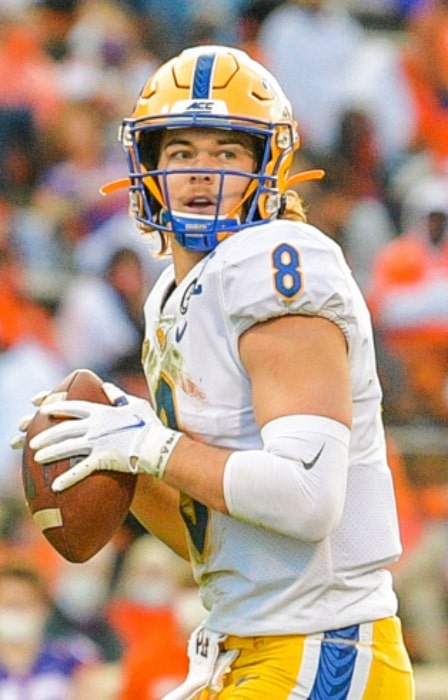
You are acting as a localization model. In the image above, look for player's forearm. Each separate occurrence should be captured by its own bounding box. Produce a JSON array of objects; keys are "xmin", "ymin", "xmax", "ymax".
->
[
  {"xmin": 131, "ymin": 474, "xmax": 191, "ymax": 560},
  {"xmin": 163, "ymin": 416, "xmax": 350, "ymax": 541},
  {"xmin": 163, "ymin": 435, "xmax": 232, "ymax": 515}
]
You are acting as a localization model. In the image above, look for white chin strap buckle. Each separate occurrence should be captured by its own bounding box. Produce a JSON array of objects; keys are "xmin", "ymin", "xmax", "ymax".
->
[{"xmin": 161, "ymin": 625, "xmax": 239, "ymax": 700}]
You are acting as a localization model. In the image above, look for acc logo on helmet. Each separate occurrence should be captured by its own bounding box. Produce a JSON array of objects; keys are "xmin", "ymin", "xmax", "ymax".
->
[{"xmin": 172, "ymin": 100, "xmax": 229, "ymax": 114}]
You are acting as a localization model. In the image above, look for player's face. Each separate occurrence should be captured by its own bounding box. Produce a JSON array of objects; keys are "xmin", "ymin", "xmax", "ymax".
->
[{"xmin": 157, "ymin": 128, "xmax": 257, "ymax": 218}]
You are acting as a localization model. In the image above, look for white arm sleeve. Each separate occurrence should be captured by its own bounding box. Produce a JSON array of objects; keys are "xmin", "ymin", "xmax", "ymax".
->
[{"xmin": 223, "ymin": 415, "xmax": 351, "ymax": 541}]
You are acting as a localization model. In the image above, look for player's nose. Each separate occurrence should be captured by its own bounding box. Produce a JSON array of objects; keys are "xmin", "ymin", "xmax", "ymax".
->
[{"xmin": 189, "ymin": 150, "xmax": 216, "ymax": 179}]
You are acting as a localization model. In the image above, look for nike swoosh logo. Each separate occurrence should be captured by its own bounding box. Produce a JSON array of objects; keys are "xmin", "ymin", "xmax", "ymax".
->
[
  {"xmin": 175, "ymin": 321, "xmax": 188, "ymax": 342},
  {"xmin": 300, "ymin": 442, "xmax": 325, "ymax": 470},
  {"xmin": 91, "ymin": 416, "xmax": 146, "ymax": 440}
]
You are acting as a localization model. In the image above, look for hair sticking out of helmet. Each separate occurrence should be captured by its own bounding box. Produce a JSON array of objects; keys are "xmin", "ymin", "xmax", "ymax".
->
[{"xmin": 105, "ymin": 45, "xmax": 324, "ymax": 253}]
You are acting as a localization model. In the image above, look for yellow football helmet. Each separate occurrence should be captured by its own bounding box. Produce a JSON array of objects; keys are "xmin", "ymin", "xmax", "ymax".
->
[{"xmin": 118, "ymin": 45, "xmax": 304, "ymax": 252}]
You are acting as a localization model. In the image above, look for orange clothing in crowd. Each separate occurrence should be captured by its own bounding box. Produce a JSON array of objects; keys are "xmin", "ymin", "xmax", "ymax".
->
[
  {"xmin": 368, "ymin": 228, "xmax": 448, "ymax": 347},
  {"xmin": 368, "ymin": 230, "xmax": 448, "ymax": 316},
  {"xmin": 368, "ymin": 228, "xmax": 448, "ymax": 420},
  {"xmin": 0, "ymin": 287, "xmax": 56, "ymax": 352},
  {"xmin": 0, "ymin": 22, "xmax": 63, "ymax": 127},
  {"xmin": 386, "ymin": 436, "xmax": 424, "ymax": 562},
  {"xmin": 107, "ymin": 601, "xmax": 188, "ymax": 700},
  {"xmin": 400, "ymin": 1, "xmax": 448, "ymax": 162},
  {"xmin": 0, "ymin": 247, "xmax": 57, "ymax": 351},
  {"xmin": 0, "ymin": 516, "xmax": 67, "ymax": 590}
]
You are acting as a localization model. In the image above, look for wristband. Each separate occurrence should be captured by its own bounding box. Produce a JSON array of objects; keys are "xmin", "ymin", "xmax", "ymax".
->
[{"xmin": 130, "ymin": 423, "xmax": 183, "ymax": 478}]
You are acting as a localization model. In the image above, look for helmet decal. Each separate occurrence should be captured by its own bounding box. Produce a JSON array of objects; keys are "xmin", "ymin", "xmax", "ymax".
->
[{"xmin": 191, "ymin": 53, "xmax": 216, "ymax": 99}]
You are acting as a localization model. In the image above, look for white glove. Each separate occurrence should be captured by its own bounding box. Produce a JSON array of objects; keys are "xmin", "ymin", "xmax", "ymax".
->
[{"xmin": 26, "ymin": 383, "xmax": 183, "ymax": 492}]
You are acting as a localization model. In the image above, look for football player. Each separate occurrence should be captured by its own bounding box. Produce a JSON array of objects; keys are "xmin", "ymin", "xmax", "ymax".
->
[{"xmin": 12, "ymin": 46, "xmax": 415, "ymax": 699}]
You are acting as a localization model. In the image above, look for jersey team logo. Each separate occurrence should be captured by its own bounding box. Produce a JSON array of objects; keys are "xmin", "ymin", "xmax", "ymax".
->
[
  {"xmin": 175, "ymin": 278, "xmax": 203, "ymax": 343},
  {"xmin": 180, "ymin": 278, "xmax": 203, "ymax": 314}
]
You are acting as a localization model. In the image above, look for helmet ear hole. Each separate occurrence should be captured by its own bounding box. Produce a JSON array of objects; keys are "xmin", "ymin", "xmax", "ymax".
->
[
  {"xmin": 278, "ymin": 194, "xmax": 288, "ymax": 216},
  {"xmin": 253, "ymin": 136, "xmax": 267, "ymax": 172},
  {"xmin": 138, "ymin": 131, "xmax": 163, "ymax": 170}
]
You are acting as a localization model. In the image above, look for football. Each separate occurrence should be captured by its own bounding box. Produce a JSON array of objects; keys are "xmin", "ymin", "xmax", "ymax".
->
[{"xmin": 21, "ymin": 369, "xmax": 137, "ymax": 563}]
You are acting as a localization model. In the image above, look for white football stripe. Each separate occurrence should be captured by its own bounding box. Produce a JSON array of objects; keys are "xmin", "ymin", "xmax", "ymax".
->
[{"xmin": 33, "ymin": 508, "xmax": 63, "ymax": 530}]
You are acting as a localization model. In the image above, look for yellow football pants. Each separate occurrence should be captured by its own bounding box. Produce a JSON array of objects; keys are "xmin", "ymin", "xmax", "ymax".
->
[{"xmin": 197, "ymin": 617, "xmax": 414, "ymax": 699}]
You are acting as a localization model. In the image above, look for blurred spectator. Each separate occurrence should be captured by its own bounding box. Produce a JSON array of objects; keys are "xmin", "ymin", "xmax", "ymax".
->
[
  {"xmin": 386, "ymin": 436, "xmax": 425, "ymax": 566},
  {"xmin": 48, "ymin": 545, "xmax": 124, "ymax": 665},
  {"xmin": 399, "ymin": 0, "xmax": 448, "ymax": 166},
  {"xmin": 0, "ymin": 108, "xmax": 40, "ymax": 204},
  {"xmin": 345, "ymin": 0, "xmax": 411, "ymax": 29},
  {"xmin": 55, "ymin": 246, "xmax": 148, "ymax": 376},
  {"xmin": 0, "ymin": 236, "xmax": 63, "ymax": 493},
  {"xmin": 334, "ymin": 108, "xmax": 387, "ymax": 201},
  {"xmin": 11, "ymin": 95, "xmax": 131, "ymax": 301},
  {"xmin": 0, "ymin": 242, "xmax": 58, "ymax": 353},
  {"xmin": 236, "ymin": 0, "xmax": 284, "ymax": 61},
  {"xmin": 117, "ymin": 0, "xmax": 193, "ymax": 60},
  {"xmin": 343, "ymin": 0, "xmax": 448, "ymax": 179},
  {"xmin": 324, "ymin": 108, "xmax": 397, "ymax": 289},
  {"xmin": 394, "ymin": 516, "xmax": 448, "ymax": 665},
  {"xmin": 62, "ymin": 0, "xmax": 160, "ymax": 110},
  {"xmin": 72, "ymin": 212, "xmax": 168, "ymax": 398},
  {"xmin": 0, "ymin": 234, "xmax": 66, "ymax": 496},
  {"xmin": 119, "ymin": 0, "xmax": 242, "ymax": 59},
  {"xmin": 0, "ymin": 499, "xmax": 66, "ymax": 584},
  {"xmin": 71, "ymin": 661, "xmax": 123, "ymax": 700},
  {"xmin": 5, "ymin": 1, "xmax": 161, "ymax": 299},
  {"xmin": 0, "ymin": 563, "xmax": 100, "ymax": 699},
  {"xmin": 342, "ymin": 36, "xmax": 416, "ymax": 176},
  {"xmin": 257, "ymin": 0, "xmax": 365, "ymax": 154},
  {"xmin": 367, "ymin": 175, "xmax": 448, "ymax": 423},
  {"xmin": 73, "ymin": 210, "xmax": 169, "ymax": 280},
  {"xmin": 29, "ymin": 0, "xmax": 82, "ymax": 62},
  {"xmin": 0, "ymin": 344, "xmax": 67, "ymax": 497},
  {"xmin": 0, "ymin": 7, "xmax": 64, "ymax": 129},
  {"xmin": 107, "ymin": 536, "xmax": 203, "ymax": 700},
  {"xmin": 296, "ymin": 151, "xmax": 396, "ymax": 291},
  {"xmin": 385, "ymin": 436, "xmax": 448, "ymax": 665},
  {"xmin": 35, "ymin": 98, "xmax": 127, "ymax": 244}
]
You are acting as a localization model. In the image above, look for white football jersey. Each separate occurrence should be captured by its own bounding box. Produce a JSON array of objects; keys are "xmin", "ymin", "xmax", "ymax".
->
[{"xmin": 142, "ymin": 219, "xmax": 401, "ymax": 635}]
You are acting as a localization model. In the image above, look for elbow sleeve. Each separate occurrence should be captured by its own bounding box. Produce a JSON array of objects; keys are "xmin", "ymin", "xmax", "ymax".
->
[{"xmin": 223, "ymin": 415, "xmax": 350, "ymax": 540}]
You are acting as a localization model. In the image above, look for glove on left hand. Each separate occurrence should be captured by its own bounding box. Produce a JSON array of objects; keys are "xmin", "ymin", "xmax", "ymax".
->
[{"xmin": 28, "ymin": 383, "xmax": 182, "ymax": 491}]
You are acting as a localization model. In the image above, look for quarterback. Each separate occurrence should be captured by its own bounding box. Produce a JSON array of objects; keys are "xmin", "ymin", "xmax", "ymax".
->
[{"xmin": 13, "ymin": 47, "xmax": 414, "ymax": 698}]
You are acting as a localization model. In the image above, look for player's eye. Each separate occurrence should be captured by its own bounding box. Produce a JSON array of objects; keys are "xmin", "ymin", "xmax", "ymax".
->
[
  {"xmin": 218, "ymin": 148, "xmax": 239, "ymax": 161},
  {"xmin": 165, "ymin": 147, "xmax": 194, "ymax": 161}
]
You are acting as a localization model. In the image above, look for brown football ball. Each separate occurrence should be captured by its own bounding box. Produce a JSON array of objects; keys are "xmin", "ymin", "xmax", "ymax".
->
[{"xmin": 21, "ymin": 369, "xmax": 137, "ymax": 563}]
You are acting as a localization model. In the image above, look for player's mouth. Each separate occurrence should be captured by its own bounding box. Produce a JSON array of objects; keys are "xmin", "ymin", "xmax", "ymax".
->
[{"xmin": 184, "ymin": 196, "xmax": 217, "ymax": 214}]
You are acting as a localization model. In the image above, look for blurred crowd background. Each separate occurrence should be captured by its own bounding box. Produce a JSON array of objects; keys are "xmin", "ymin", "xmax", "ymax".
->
[{"xmin": 0, "ymin": 0, "xmax": 447, "ymax": 697}]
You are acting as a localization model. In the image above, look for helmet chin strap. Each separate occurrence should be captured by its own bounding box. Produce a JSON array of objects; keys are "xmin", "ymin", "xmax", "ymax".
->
[{"xmin": 159, "ymin": 208, "xmax": 242, "ymax": 252}]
